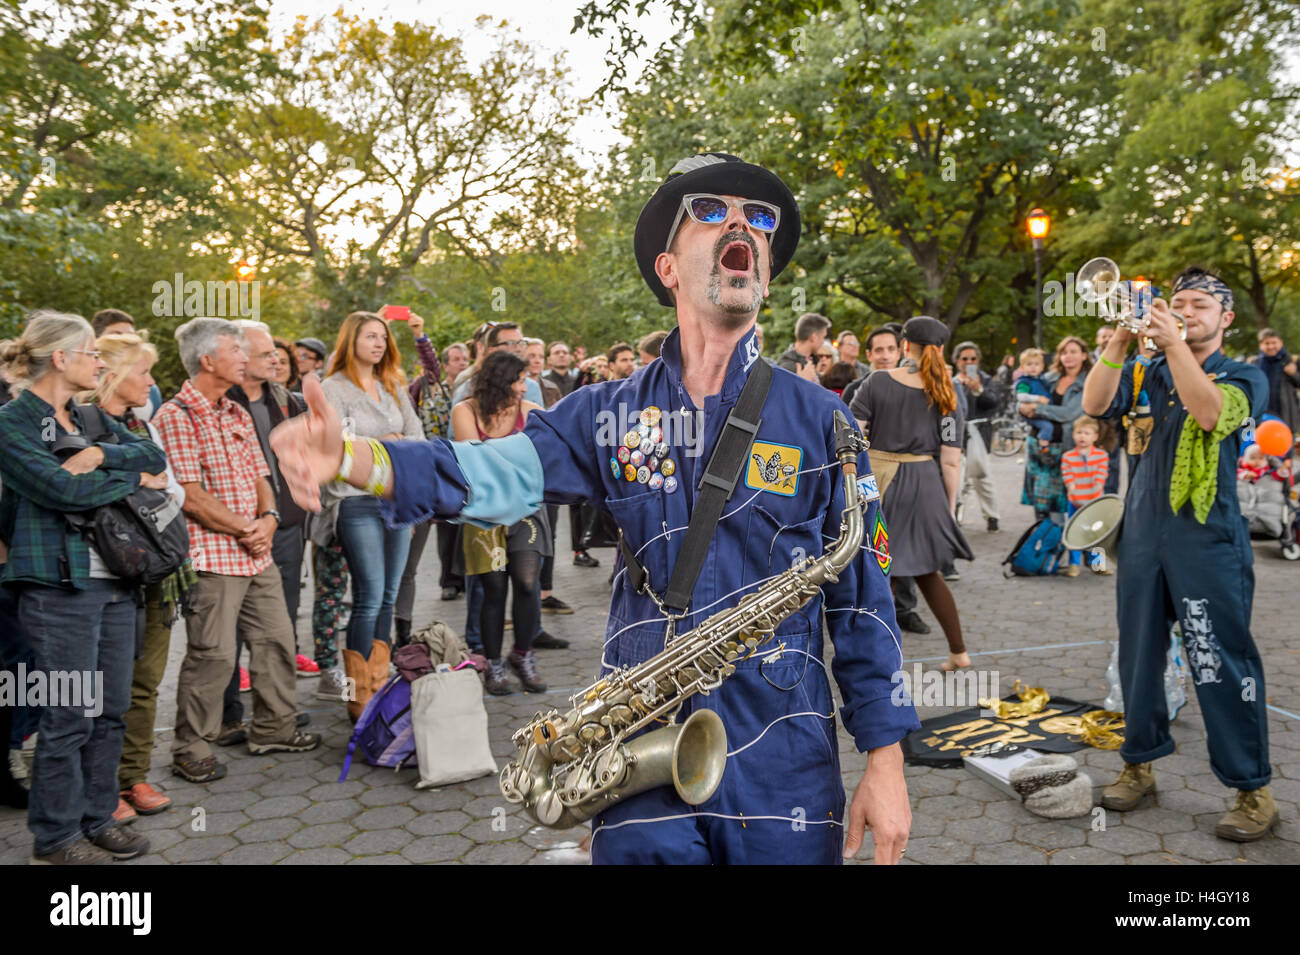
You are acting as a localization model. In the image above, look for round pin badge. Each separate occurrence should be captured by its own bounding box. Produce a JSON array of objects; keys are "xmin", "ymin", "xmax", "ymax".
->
[
  {"xmin": 638, "ymin": 437, "xmax": 655, "ymax": 456},
  {"xmin": 648, "ymin": 426, "xmax": 663, "ymax": 444},
  {"xmin": 636, "ymin": 465, "xmax": 650, "ymax": 484},
  {"xmin": 624, "ymin": 464, "xmax": 638, "ymax": 482},
  {"xmin": 630, "ymin": 449, "xmax": 645, "ymax": 467},
  {"xmin": 654, "ymin": 442, "xmax": 669, "ymax": 459},
  {"xmin": 640, "ymin": 406, "xmax": 661, "ymax": 427},
  {"xmin": 636, "ymin": 422, "xmax": 651, "ymax": 439},
  {"xmin": 660, "ymin": 458, "xmax": 676, "ymax": 477},
  {"xmin": 616, "ymin": 446, "xmax": 631, "ymax": 464},
  {"xmin": 609, "ymin": 457, "xmax": 620, "ymax": 478},
  {"xmin": 648, "ymin": 472, "xmax": 664, "ymax": 491},
  {"xmin": 646, "ymin": 455, "xmax": 658, "ymax": 472},
  {"xmin": 663, "ymin": 476, "xmax": 679, "ymax": 494},
  {"xmin": 623, "ymin": 430, "xmax": 641, "ymax": 450}
]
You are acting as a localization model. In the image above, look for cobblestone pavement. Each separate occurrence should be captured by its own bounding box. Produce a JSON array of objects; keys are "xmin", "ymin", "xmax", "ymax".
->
[{"xmin": 2, "ymin": 450, "xmax": 1297, "ymax": 865}]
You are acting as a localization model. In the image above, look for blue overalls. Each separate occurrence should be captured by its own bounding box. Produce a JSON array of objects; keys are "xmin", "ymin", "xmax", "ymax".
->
[
  {"xmin": 380, "ymin": 326, "xmax": 918, "ymax": 864},
  {"xmin": 1101, "ymin": 350, "xmax": 1270, "ymax": 790}
]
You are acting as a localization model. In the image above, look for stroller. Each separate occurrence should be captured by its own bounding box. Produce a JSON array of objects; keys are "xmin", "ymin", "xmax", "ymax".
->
[{"xmin": 1237, "ymin": 457, "xmax": 1300, "ymax": 560}]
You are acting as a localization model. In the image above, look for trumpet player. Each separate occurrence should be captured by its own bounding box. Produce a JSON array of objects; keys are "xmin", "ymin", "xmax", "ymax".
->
[
  {"xmin": 270, "ymin": 153, "xmax": 918, "ymax": 864},
  {"xmin": 1082, "ymin": 267, "xmax": 1278, "ymax": 842}
]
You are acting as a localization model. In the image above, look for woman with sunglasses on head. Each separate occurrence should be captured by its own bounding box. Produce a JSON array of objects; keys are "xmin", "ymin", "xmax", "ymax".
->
[
  {"xmin": 0, "ymin": 311, "xmax": 168, "ymax": 864},
  {"xmin": 83, "ymin": 332, "xmax": 195, "ymax": 823},
  {"xmin": 316, "ymin": 312, "xmax": 423, "ymax": 719},
  {"xmin": 451, "ymin": 351, "xmax": 552, "ymax": 694}
]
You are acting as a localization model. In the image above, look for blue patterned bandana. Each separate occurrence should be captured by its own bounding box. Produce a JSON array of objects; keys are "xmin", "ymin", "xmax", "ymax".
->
[{"xmin": 1172, "ymin": 270, "xmax": 1233, "ymax": 310}]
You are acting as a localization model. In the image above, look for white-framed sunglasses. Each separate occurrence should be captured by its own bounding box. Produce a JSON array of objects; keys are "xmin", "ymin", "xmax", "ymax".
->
[{"xmin": 664, "ymin": 193, "xmax": 781, "ymax": 253}]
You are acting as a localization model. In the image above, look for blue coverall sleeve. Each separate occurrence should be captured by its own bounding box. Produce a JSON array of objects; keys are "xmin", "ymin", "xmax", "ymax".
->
[
  {"xmin": 1096, "ymin": 361, "xmax": 1137, "ymax": 421},
  {"xmin": 821, "ymin": 423, "xmax": 921, "ymax": 752}
]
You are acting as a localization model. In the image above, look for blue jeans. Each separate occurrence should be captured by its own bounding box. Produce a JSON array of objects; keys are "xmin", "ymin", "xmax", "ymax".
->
[
  {"xmin": 18, "ymin": 580, "xmax": 135, "ymax": 856},
  {"xmin": 336, "ymin": 496, "xmax": 411, "ymax": 657}
]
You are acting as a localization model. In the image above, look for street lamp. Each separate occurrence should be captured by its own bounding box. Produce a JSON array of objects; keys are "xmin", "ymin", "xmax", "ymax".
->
[{"xmin": 1026, "ymin": 209, "xmax": 1051, "ymax": 351}]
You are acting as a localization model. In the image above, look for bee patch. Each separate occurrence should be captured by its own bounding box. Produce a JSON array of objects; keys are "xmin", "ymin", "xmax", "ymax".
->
[{"xmin": 745, "ymin": 441, "xmax": 803, "ymax": 497}]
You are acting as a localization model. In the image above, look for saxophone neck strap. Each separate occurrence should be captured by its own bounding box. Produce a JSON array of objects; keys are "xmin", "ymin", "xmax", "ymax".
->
[{"xmin": 620, "ymin": 357, "xmax": 774, "ymax": 615}]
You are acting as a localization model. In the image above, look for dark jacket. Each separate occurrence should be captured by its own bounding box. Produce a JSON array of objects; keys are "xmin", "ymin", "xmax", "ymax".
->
[
  {"xmin": 226, "ymin": 382, "xmax": 307, "ymax": 528},
  {"xmin": 542, "ymin": 368, "xmax": 579, "ymax": 398},
  {"xmin": 776, "ymin": 345, "xmax": 813, "ymax": 374},
  {"xmin": 958, "ymin": 367, "xmax": 1002, "ymax": 449}
]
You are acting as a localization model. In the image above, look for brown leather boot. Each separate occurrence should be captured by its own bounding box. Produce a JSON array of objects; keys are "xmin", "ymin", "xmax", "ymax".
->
[
  {"xmin": 1101, "ymin": 761, "xmax": 1156, "ymax": 811},
  {"xmin": 342, "ymin": 649, "xmax": 369, "ymax": 722},
  {"xmin": 368, "ymin": 640, "xmax": 392, "ymax": 696},
  {"xmin": 1215, "ymin": 786, "xmax": 1279, "ymax": 842}
]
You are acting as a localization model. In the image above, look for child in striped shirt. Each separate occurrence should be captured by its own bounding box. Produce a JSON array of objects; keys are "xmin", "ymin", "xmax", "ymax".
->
[{"xmin": 1060, "ymin": 415, "xmax": 1112, "ymax": 577}]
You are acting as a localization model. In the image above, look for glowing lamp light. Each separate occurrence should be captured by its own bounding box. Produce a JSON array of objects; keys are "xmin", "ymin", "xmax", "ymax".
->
[
  {"xmin": 1026, "ymin": 208, "xmax": 1051, "ymax": 240},
  {"xmin": 235, "ymin": 260, "xmax": 256, "ymax": 281}
]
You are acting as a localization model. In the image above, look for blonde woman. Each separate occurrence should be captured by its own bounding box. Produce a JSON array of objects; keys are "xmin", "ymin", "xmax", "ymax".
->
[
  {"xmin": 0, "ymin": 311, "xmax": 167, "ymax": 864},
  {"xmin": 83, "ymin": 333, "xmax": 193, "ymax": 821}
]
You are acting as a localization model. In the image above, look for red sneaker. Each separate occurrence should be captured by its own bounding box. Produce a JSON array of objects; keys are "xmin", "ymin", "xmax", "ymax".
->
[
  {"xmin": 239, "ymin": 667, "xmax": 250, "ymax": 692},
  {"xmin": 295, "ymin": 654, "xmax": 320, "ymax": 677}
]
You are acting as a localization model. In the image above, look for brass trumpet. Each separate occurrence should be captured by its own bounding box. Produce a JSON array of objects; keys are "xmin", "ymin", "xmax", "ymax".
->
[{"xmin": 1076, "ymin": 257, "xmax": 1185, "ymax": 351}]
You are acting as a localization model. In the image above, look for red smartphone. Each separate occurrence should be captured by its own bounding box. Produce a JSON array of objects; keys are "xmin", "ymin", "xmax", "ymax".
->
[{"xmin": 383, "ymin": 305, "xmax": 410, "ymax": 322}]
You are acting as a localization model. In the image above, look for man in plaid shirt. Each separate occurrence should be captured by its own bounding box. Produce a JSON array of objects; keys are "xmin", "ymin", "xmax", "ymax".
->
[{"xmin": 153, "ymin": 318, "xmax": 318, "ymax": 783}]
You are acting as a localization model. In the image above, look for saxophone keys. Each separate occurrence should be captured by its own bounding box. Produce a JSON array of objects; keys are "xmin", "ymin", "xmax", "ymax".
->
[
  {"xmin": 605, "ymin": 704, "xmax": 634, "ymax": 727},
  {"xmin": 578, "ymin": 722, "xmax": 607, "ymax": 744},
  {"xmin": 532, "ymin": 720, "xmax": 561, "ymax": 748}
]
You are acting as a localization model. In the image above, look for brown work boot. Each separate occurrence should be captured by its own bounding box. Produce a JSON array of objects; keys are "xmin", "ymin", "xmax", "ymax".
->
[
  {"xmin": 342, "ymin": 649, "xmax": 369, "ymax": 723},
  {"xmin": 1215, "ymin": 786, "xmax": 1279, "ymax": 842},
  {"xmin": 1101, "ymin": 761, "xmax": 1156, "ymax": 811},
  {"xmin": 368, "ymin": 640, "xmax": 392, "ymax": 695}
]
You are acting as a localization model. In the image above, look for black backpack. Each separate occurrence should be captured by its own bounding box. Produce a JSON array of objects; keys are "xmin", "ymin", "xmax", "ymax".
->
[{"xmin": 52, "ymin": 405, "xmax": 191, "ymax": 585}]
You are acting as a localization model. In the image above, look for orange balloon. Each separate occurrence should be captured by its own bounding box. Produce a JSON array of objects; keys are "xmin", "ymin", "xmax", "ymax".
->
[{"xmin": 1255, "ymin": 419, "xmax": 1293, "ymax": 457}]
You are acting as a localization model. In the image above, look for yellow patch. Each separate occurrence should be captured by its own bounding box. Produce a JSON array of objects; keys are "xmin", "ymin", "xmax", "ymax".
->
[{"xmin": 744, "ymin": 441, "xmax": 803, "ymax": 496}]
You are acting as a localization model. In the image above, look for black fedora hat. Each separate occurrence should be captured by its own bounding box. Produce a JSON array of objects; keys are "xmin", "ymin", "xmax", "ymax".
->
[{"xmin": 634, "ymin": 153, "xmax": 801, "ymax": 307}]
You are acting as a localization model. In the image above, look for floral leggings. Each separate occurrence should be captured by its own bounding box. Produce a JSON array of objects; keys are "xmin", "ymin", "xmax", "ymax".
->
[{"xmin": 312, "ymin": 540, "xmax": 349, "ymax": 670}]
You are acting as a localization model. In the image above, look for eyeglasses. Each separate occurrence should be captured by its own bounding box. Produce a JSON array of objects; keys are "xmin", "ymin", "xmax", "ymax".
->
[
  {"xmin": 72, "ymin": 349, "xmax": 101, "ymax": 360},
  {"xmin": 664, "ymin": 193, "xmax": 781, "ymax": 253}
]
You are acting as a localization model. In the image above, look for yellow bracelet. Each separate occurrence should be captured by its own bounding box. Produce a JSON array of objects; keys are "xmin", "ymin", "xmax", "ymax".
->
[
  {"xmin": 365, "ymin": 439, "xmax": 392, "ymax": 496},
  {"xmin": 336, "ymin": 436, "xmax": 356, "ymax": 482}
]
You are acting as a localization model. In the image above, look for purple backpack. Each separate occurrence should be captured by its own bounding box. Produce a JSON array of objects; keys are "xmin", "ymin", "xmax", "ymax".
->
[{"xmin": 339, "ymin": 675, "xmax": 415, "ymax": 780}]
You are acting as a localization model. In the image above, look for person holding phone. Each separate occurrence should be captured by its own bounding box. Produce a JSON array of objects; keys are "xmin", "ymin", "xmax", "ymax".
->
[{"xmin": 316, "ymin": 312, "xmax": 423, "ymax": 719}]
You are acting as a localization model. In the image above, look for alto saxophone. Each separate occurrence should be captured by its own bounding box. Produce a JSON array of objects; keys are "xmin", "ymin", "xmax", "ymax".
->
[{"xmin": 499, "ymin": 410, "xmax": 869, "ymax": 829}]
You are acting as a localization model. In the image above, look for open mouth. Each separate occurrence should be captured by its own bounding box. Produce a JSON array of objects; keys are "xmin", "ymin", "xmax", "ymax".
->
[{"xmin": 719, "ymin": 241, "xmax": 753, "ymax": 276}]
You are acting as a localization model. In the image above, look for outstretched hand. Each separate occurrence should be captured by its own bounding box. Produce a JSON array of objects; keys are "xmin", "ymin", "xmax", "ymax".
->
[{"xmin": 269, "ymin": 375, "xmax": 344, "ymax": 512}]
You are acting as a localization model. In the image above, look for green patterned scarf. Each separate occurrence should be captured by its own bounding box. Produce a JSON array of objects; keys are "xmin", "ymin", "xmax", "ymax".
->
[{"xmin": 1169, "ymin": 384, "xmax": 1250, "ymax": 524}]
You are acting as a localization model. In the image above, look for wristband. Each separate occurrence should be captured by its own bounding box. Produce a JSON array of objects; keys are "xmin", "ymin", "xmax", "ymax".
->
[
  {"xmin": 1098, "ymin": 355, "xmax": 1123, "ymax": 370},
  {"xmin": 337, "ymin": 435, "xmax": 356, "ymax": 482},
  {"xmin": 365, "ymin": 438, "xmax": 393, "ymax": 497}
]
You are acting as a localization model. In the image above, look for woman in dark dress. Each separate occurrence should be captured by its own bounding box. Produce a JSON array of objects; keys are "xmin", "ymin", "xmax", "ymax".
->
[{"xmin": 850, "ymin": 316, "xmax": 974, "ymax": 671}]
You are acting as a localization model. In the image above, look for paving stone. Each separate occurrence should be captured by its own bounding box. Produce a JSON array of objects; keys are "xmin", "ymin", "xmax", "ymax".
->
[
  {"xmin": 187, "ymin": 810, "xmax": 250, "ymax": 836},
  {"xmin": 1126, "ymin": 851, "xmax": 1189, "ymax": 865},
  {"xmin": 1161, "ymin": 830, "xmax": 1248, "ymax": 862},
  {"xmin": 1047, "ymin": 846, "xmax": 1123, "ymax": 864},
  {"xmin": 1121, "ymin": 807, "xmax": 1198, "ymax": 834},
  {"xmin": 901, "ymin": 835, "xmax": 973, "ymax": 865},
  {"xmin": 244, "ymin": 795, "xmax": 311, "ymax": 820},
  {"xmin": 462, "ymin": 840, "xmax": 535, "ymax": 865},
  {"xmin": 162, "ymin": 835, "xmax": 238, "ymax": 863},
  {"xmin": 304, "ymin": 780, "xmax": 368, "ymax": 801},
  {"xmin": 347, "ymin": 853, "xmax": 414, "ymax": 864},
  {"xmin": 461, "ymin": 812, "xmax": 532, "ymax": 844},
  {"xmin": 280, "ymin": 847, "xmax": 352, "ymax": 865},
  {"xmin": 1014, "ymin": 821, "xmax": 1087, "ymax": 849},
  {"xmin": 197, "ymin": 791, "xmax": 259, "ymax": 813},
  {"xmin": 287, "ymin": 822, "xmax": 358, "ymax": 849},
  {"xmin": 944, "ymin": 817, "xmax": 1015, "ymax": 844},
  {"xmin": 412, "ymin": 789, "xmax": 475, "ymax": 812},
  {"xmin": 405, "ymin": 811, "xmax": 473, "ymax": 837},
  {"xmin": 344, "ymin": 828, "xmax": 412, "ymax": 855},
  {"xmin": 234, "ymin": 817, "xmax": 302, "ymax": 844},
  {"xmin": 206, "ymin": 773, "xmax": 269, "ymax": 793},
  {"xmin": 914, "ymin": 794, "xmax": 983, "ymax": 821},
  {"xmin": 973, "ymin": 842, "xmax": 1048, "ymax": 865},
  {"xmin": 402, "ymin": 834, "xmax": 474, "ymax": 863},
  {"xmin": 354, "ymin": 805, "xmax": 417, "ymax": 830},
  {"xmin": 297, "ymin": 799, "xmax": 363, "ymax": 825},
  {"xmin": 257, "ymin": 776, "xmax": 320, "ymax": 797},
  {"xmin": 218, "ymin": 842, "xmax": 293, "ymax": 864},
  {"xmin": 1087, "ymin": 825, "xmax": 1163, "ymax": 855},
  {"xmin": 359, "ymin": 783, "xmax": 422, "ymax": 807}
]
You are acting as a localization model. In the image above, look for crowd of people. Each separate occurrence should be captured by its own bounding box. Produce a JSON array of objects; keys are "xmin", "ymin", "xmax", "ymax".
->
[{"xmin": 1, "ymin": 286, "xmax": 1295, "ymax": 863}]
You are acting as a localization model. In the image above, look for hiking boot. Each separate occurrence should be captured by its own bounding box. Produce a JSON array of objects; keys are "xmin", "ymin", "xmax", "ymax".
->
[
  {"xmin": 172, "ymin": 755, "xmax": 227, "ymax": 783},
  {"xmin": 485, "ymin": 659, "xmax": 512, "ymax": 696},
  {"xmin": 247, "ymin": 731, "xmax": 321, "ymax": 755},
  {"xmin": 896, "ymin": 611, "xmax": 931, "ymax": 635},
  {"xmin": 120, "ymin": 783, "xmax": 171, "ymax": 815},
  {"xmin": 508, "ymin": 649, "xmax": 547, "ymax": 693},
  {"xmin": 532, "ymin": 630, "xmax": 570, "ymax": 650},
  {"xmin": 1101, "ymin": 761, "xmax": 1156, "ymax": 811},
  {"xmin": 30, "ymin": 837, "xmax": 111, "ymax": 866},
  {"xmin": 1060, "ymin": 564, "xmax": 1081, "ymax": 578},
  {"xmin": 216, "ymin": 721, "xmax": 247, "ymax": 746},
  {"xmin": 540, "ymin": 596, "xmax": 574, "ymax": 615},
  {"xmin": 1215, "ymin": 786, "xmax": 1280, "ymax": 842},
  {"xmin": 91, "ymin": 824, "xmax": 150, "ymax": 861},
  {"xmin": 315, "ymin": 666, "xmax": 350, "ymax": 702}
]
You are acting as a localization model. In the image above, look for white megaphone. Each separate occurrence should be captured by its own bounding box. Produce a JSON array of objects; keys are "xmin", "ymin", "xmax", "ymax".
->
[{"xmin": 1062, "ymin": 494, "xmax": 1125, "ymax": 569}]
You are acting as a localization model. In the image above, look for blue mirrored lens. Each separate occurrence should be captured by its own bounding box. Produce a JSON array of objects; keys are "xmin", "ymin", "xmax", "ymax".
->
[
  {"xmin": 689, "ymin": 196, "xmax": 729, "ymax": 222},
  {"xmin": 744, "ymin": 204, "xmax": 777, "ymax": 231}
]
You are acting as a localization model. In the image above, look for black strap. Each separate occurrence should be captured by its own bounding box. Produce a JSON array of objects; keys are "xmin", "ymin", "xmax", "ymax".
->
[{"xmin": 619, "ymin": 358, "xmax": 773, "ymax": 613}]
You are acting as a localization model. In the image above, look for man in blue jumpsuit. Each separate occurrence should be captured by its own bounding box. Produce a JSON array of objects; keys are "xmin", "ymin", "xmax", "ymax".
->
[
  {"xmin": 1083, "ymin": 268, "xmax": 1278, "ymax": 841},
  {"xmin": 272, "ymin": 153, "xmax": 919, "ymax": 864}
]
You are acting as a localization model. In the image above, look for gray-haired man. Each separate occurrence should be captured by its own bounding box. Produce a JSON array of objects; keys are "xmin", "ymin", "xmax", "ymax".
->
[{"xmin": 153, "ymin": 318, "xmax": 318, "ymax": 784}]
